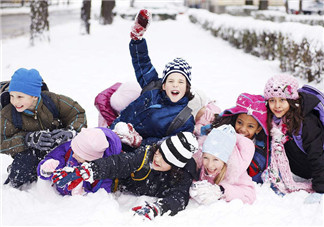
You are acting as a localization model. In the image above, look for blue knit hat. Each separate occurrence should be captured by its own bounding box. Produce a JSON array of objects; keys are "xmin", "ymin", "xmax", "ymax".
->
[
  {"xmin": 8, "ymin": 68, "xmax": 43, "ymax": 97},
  {"xmin": 161, "ymin": 58, "xmax": 192, "ymax": 85},
  {"xmin": 202, "ymin": 125, "xmax": 237, "ymax": 163}
]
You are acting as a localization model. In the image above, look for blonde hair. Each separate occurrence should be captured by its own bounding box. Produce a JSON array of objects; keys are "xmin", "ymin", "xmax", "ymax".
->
[{"xmin": 214, "ymin": 163, "xmax": 227, "ymax": 185}]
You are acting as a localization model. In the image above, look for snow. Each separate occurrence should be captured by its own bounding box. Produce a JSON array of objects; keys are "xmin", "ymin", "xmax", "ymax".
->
[{"xmin": 1, "ymin": 3, "xmax": 323, "ymax": 227}]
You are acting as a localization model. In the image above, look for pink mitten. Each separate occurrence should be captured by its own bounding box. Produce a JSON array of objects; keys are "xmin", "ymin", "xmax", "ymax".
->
[
  {"xmin": 130, "ymin": 9, "xmax": 152, "ymax": 40},
  {"xmin": 40, "ymin": 159, "xmax": 60, "ymax": 177},
  {"xmin": 114, "ymin": 122, "xmax": 142, "ymax": 148}
]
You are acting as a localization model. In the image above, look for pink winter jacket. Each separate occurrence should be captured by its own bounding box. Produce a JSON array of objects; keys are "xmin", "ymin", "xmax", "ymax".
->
[
  {"xmin": 194, "ymin": 101, "xmax": 221, "ymax": 136},
  {"xmin": 193, "ymin": 134, "xmax": 256, "ymax": 204},
  {"xmin": 220, "ymin": 134, "xmax": 256, "ymax": 204}
]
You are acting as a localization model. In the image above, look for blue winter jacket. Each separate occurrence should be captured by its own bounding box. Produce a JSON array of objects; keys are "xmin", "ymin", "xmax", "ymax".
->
[
  {"xmin": 111, "ymin": 39, "xmax": 194, "ymax": 146},
  {"xmin": 37, "ymin": 127, "xmax": 121, "ymax": 195}
]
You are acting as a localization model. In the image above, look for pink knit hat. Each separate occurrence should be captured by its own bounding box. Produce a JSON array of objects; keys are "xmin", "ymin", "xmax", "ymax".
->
[
  {"xmin": 110, "ymin": 81, "xmax": 141, "ymax": 113},
  {"xmin": 264, "ymin": 75, "xmax": 299, "ymax": 100},
  {"xmin": 222, "ymin": 93, "xmax": 268, "ymax": 135},
  {"xmin": 71, "ymin": 128, "xmax": 109, "ymax": 161}
]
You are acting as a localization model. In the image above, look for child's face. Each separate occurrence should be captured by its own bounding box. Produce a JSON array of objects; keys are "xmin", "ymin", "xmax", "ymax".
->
[
  {"xmin": 162, "ymin": 73, "xmax": 187, "ymax": 103},
  {"xmin": 202, "ymin": 152, "xmax": 224, "ymax": 176},
  {"xmin": 151, "ymin": 149, "xmax": 172, "ymax": 172},
  {"xmin": 235, "ymin": 114, "xmax": 262, "ymax": 139},
  {"xmin": 10, "ymin": 91, "xmax": 38, "ymax": 112},
  {"xmin": 268, "ymin": 97, "xmax": 290, "ymax": 118},
  {"xmin": 72, "ymin": 152, "xmax": 87, "ymax": 163}
]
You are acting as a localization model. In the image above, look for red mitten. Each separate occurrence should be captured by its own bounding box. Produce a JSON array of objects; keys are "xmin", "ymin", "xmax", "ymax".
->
[
  {"xmin": 114, "ymin": 122, "xmax": 142, "ymax": 148},
  {"xmin": 130, "ymin": 9, "xmax": 152, "ymax": 40},
  {"xmin": 132, "ymin": 201, "xmax": 161, "ymax": 220}
]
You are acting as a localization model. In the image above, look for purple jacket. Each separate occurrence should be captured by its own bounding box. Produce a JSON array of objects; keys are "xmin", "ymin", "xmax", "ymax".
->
[{"xmin": 37, "ymin": 127, "xmax": 122, "ymax": 195}]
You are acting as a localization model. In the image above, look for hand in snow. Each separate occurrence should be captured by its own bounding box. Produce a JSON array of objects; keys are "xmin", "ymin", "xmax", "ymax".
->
[
  {"xmin": 130, "ymin": 9, "xmax": 152, "ymax": 40},
  {"xmin": 40, "ymin": 159, "xmax": 60, "ymax": 177},
  {"xmin": 190, "ymin": 180, "xmax": 223, "ymax": 205},
  {"xmin": 132, "ymin": 201, "xmax": 161, "ymax": 221},
  {"xmin": 113, "ymin": 122, "xmax": 142, "ymax": 147},
  {"xmin": 52, "ymin": 162, "xmax": 94, "ymax": 191}
]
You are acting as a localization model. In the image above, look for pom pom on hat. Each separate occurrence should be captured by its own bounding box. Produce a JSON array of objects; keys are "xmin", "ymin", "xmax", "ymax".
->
[
  {"xmin": 160, "ymin": 132, "xmax": 198, "ymax": 168},
  {"xmin": 161, "ymin": 58, "xmax": 192, "ymax": 85},
  {"xmin": 8, "ymin": 68, "xmax": 43, "ymax": 97},
  {"xmin": 71, "ymin": 128, "xmax": 109, "ymax": 161},
  {"xmin": 202, "ymin": 125, "xmax": 236, "ymax": 163},
  {"xmin": 110, "ymin": 81, "xmax": 141, "ymax": 113},
  {"xmin": 264, "ymin": 75, "xmax": 299, "ymax": 100}
]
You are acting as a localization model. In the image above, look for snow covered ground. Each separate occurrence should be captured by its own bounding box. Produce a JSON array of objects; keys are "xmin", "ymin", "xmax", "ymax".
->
[{"xmin": 1, "ymin": 2, "xmax": 323, "ymax": 227}]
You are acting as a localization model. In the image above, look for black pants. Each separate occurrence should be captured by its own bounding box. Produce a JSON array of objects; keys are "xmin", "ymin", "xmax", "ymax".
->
[{"xmin": 5, "ymin": 149, "xmax": 46, "ymax": 188}]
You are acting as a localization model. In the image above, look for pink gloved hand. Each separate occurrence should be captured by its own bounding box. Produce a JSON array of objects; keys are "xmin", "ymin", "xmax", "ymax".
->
[
  {"xmin": 130, "ymin": 9, "xmax": 152, "ymax": 40},
  {"xmin": 114, "ymin": 122, "xmax": 142, "ymax": 148},
  {"xmin": 40, "ymin": 159, "xmax": 60, "ymax": 177}
]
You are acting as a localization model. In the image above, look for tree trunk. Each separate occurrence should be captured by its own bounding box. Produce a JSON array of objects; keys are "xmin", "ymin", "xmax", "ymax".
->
[
  {"xmin": 259, "ymin": 0, "xmax": 268, "ymax": 10},
  {"xmin": 100, "ymin": 0, "xmax": 115, "ymax": 25},
  {"xmin": 299, "ymin": 0, "xmax": 303, "ymax": 13},
  {"xmin": 81, "ymin": 0, "xmax": 91, "ymax": 34},
  {"xmin": 285, "ymin": 0, "xmax": 289, "ymax": 13},
  {"xmin": 130, "ymin": 0, "xmax": 135, "ymax": 7},
  {"xmin": 30, "ymin": 0, "xmax": 49, "ymax": 46}
]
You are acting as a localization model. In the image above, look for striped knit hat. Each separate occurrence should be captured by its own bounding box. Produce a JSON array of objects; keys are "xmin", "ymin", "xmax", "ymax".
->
[
  {"xmin": 160, "ymin": 132, "xmax": 198, "ymax": 168},
  {"xmin": 161, "ymin": 58, "xmax": 192, "ymax": 85}
]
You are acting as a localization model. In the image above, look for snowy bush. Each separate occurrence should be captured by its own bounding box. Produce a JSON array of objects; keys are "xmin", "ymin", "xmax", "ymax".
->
[
  {"xmin": 189, "ymin": 9, "xmax": 324, "ymax": 83},
  {"xmin": 251, "ymin": 10, "xmax": 324, "ymax": 27}
]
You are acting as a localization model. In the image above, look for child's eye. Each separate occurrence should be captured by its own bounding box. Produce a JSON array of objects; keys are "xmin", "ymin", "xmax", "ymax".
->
[{"xmin": 248, "ymin": 125, "xmax": 255, "ymax": 128}]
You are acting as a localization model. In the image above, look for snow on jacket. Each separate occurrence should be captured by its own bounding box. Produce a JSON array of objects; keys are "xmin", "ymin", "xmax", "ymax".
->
[
  {"xmin": 194, "ymin": 134, "xmax": 256, "ymax": 204},
  {"xmin": 110, "ymin": 39, "xmax": 195, "ymax": 146},
  {"xmin": 89, "ymin": 145, "xmax": 198, "ymax": 216},
  {"xmin": 37, "ymin": 128, "xmax": 121, "ymax": 195},
  {"xmin": 284, "ymin": 92, "xmax": 324, "ymax": 193},
  {"xmin": 1, "ymin": 91, "xmax": 87, "ymax": 157},
  {"xmin": 94, "ymin": 82, "xmax": 121, "ymax": 127}
]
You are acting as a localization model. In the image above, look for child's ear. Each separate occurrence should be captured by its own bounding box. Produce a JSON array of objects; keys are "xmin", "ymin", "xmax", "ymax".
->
[
  {"xmin": 162, "ymin": 83, "xmax": 166, "ymax": 91},
  {"xmin": 256, "ymin": 126, "xmax": 262, "ymax": 135}
]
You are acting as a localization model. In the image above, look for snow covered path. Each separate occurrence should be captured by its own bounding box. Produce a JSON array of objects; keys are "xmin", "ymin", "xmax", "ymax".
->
[{"xmin": 1, "ymin": 10, "xmax": 323, "ymax": 226}]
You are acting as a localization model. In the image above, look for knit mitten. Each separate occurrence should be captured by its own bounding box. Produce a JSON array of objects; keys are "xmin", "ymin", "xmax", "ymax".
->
[{"xmin": 130, "ymin": 9, "xmax": 151, "ymax": 40}]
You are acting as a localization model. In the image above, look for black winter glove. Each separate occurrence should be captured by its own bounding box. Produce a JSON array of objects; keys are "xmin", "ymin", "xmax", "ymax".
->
[
  {"xmin": 25, "ymin": 130, "xmax": 54, "ymax": 152},
  {"xmin": 49, "ymin": 129, "xmax": 76, "ymax": 148}
]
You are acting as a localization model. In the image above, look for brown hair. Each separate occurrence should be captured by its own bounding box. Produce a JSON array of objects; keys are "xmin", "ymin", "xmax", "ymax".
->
[
  {"xmin": 266, "ymin": 97, "xmax": 303, "ymax": 136},
  {"xmin": 162, "ymin": 78, "xmax": 194, "ymax": 101}
]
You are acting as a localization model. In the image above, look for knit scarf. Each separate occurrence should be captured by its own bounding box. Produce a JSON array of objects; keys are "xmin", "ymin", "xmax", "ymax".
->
[{"xmin": 262, "ymin": 119, "xmax": 313, "ymax": 195}]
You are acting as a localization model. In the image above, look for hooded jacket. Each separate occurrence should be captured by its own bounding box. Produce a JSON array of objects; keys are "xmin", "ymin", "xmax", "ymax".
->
[
  {"xmin": 284, "ymin": 92, "xmax": 324, "ymax": 193},
  {"xmin": 194, "ymin": 134, "xmax": 256, "ymax": 204},
  {"xmin": 37, "ymin": 128, "xmax": 121, "ymax": 195},
  {"xmin": 1, "ymin": 91, "xmax": 87, "ymax": 157},
  {"xmin": 110, "ymin": 39, "xmax": 194, "ymax": 146}
]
